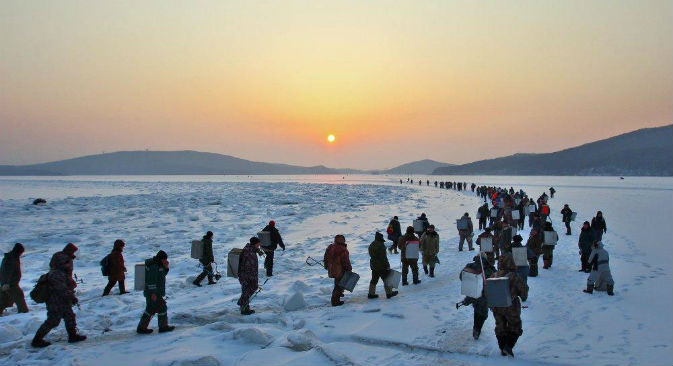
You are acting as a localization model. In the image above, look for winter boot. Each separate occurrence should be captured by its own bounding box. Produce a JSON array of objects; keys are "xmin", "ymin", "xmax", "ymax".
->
[
  {"xmin": 158, "ymin": 314, "xmax": 175, "ymax": 332},
  {"xmin": 402, "ymin": 274, "xmax": 408, "ymax": 286},
  {"xmin": 496, "ymin": 335, "xmax": 507, "ymax": 356},
  {"xmin": 429, "ymin": 267, "xmax": 435, "ymax": 278},
  {"xmin": 192, "ymin": 279, "xmax": 203, "ymax": 287},
  {"xmin": 543, "ymin": 259, "xmax": 550, "ymax": 269},
  {"xmin": 423, "ymin": 265, "xmax": 429, "ymax": 275},
  {"xmin": 607, "ymin": 284, "xmax": 614, "ymax": 296},
  {"xmin": 472, "ymin": 328, "xmax": 480, "ymax": 340},
  {"xmin": 367, "ymin": 284, "xmax": 379, "ymax": 299},
  {"xmin": 331, "ymin": 301, "xmax": 345, "ymax": 307},
  {"xmin": 119, "ymin": 280, "xmax": 129, "ymax": 294},
  {"xmin": 31, "ymin": 326, "xmax": 51, "ymax": 348},
  {"xmin": 386, "ymin": 291, "xmax": 398, "ymax": 299},
  {"xmin": 67, "ymin": 328, "xmax": 87, "ymax": 343},
  {"xmin": 137, "ymin": 313, "xmax": 153, "ymax": 334},
  {"xmin": 583, "ymin": 283, "xmax": 594, "ymax": 294}
]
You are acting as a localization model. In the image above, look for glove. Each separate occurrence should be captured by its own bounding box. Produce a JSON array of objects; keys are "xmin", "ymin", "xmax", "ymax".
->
[{"xmin": 1, "ymin": 284, "xmax": 9, "ymax": 291}]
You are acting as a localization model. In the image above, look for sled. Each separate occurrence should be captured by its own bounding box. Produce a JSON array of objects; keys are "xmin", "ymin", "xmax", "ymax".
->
[
  {"xmin": 134, "ymin": 263, "xmax": 145, "ymax": 291},
  {"xmin": 191, "ymin": 240, "xmax": 203, "ymax": 260},
  {"xmin": 339, "ymin": 271, "xmax": 360, "ymax": 292}
]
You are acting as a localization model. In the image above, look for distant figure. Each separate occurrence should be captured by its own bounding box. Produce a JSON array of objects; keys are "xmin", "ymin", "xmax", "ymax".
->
[
  {"xmin": 458, "ymin": 253, "xmax": 496, "ymax": 340},
  {"xmin": 420, "ymin": 225, "xmax": 439, "ymax": 277},
  {"xmin": 193, "ymin": 231, "xmax": 216, "ymax": 286},
  {"xmin": 478, "ymin": 203, "xmax": 489, "ymax": 230},
  {"xmin": 561, "ymin": 204, "xmax": 573, "ymax": 235},
  {"xmin": 368, "ymin": 232, "xmax": 398, "ymax": 299},
  {"xmin": 549, "ymin": 187, "xmax": 556, "ymax": 198},
  {"xmin": 0, "ymin": 243, "xmax": 29, "ymax": 315},
  {"xmin": 591, "ymin": 211, "xmax": 607, "ymax": 241},
  {"xmin": 102, "ymin": 239, "xmax": 128, "ymax": 296},
  {"xmin": 32, "ymin": 243, "xmax": 86, "ymax": 347},
  {"xmin": 261, "ymin": 221, "xmax": 285, "ymax": 277},
  {"xmin": 583, "ymin": 241, "xmax": 614, "ymax": 296},
  {"xmin": 324, "ymin": 235, "xmax": 352, "ymax": 306},
  {"xmin": 415, "ymin": 213, "xmax": 430, "ymax": 237},
  {"xmin": 238, "ymin": 237, "xmax": 261, "ymax": 314},
  {"xmin": 137, "ymin": 250, "xmax": 175, "ymax": 333},
  {"xmin": 386, "ymin": 216, "xmax": 402, "ymax": 254},
  {"xmin": 32, "ymin": 198, "xmax": 46, "ymax": 205},
  {"xmin": 458, "ymin": 213, "xmax": 474, "ymax": 251},
  {"xmin": 398, "ymin": 226, "xmax": 421, "ymax": 285},
  {"xmin": 578, "ymin": 222, "xmax": 594, "ymax": 273}
]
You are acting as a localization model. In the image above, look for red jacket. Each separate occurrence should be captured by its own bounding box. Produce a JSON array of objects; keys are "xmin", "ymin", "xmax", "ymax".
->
[{"xmin": 324, "ymin": 243, "xmax": 351, "ymax": 278}]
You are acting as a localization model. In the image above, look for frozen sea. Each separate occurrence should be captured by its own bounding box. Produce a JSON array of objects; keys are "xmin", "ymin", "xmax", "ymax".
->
[{"xmin": 0, "ymin": 175, "xmax": 671, "ymax": 366}]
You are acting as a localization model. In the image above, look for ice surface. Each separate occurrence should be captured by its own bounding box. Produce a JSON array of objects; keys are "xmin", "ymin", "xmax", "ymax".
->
[{"xmin": 0, "ymin": 175, "xmax": 671, "ymax": 365}]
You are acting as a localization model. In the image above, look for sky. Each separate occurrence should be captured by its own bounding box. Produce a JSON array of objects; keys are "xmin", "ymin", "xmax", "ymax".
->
[{"xmin": 1, "ymin": 1, "xmax": 671, "ymax": 169}]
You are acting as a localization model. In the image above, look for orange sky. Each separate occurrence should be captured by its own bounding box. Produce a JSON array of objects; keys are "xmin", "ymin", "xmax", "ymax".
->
[{"xmin": 1, "ymin": 1, "xmax": 671, "ymax": 169}]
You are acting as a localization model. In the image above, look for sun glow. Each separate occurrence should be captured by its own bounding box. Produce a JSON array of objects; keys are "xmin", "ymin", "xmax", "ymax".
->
[{"xmin": 327, "ymin": 134, "xmax": 336, "ymax": 143}]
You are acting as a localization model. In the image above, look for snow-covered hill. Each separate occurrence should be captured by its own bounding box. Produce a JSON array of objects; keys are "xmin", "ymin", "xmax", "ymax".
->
[{"xmin": 0, "ymin": 176, "xmax": 671, "ymax": 365}]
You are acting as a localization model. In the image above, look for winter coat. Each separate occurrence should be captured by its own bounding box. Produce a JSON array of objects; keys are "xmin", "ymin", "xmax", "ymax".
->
[
  {"xmin": 420, "ymin": 231, "xmax": 439, "ymax": 265},
  {"xmin": 368, "ymin": 239, "xmax": 390, "ymax": 272},
  {"xmin": 324, "ymin": 243, "xmax": 351, "ymax": 278},
  {"xmin": 561, "ymin": 207, "xmax": 573, "ymax": 223},
  {"xmin": 578, "ymin": 228, "xmax": 595, "ymax": 255},
  {"xmin": 262, "ymin": 225, "xmax": 285, "ymax": 251},
  {"xmin": 0, "ymin": 250, "xmax": 21, "ymax": 287},
  {"xmin": 458, "ymin": 216, "xmax": 474, "ymax": 234},
  {"xmin": 525, "ymin": 233, "xmax": 543, "ymax": 256},
  {"xmin": 200, "ymin": 236, "xmax": 215, "ymax": 265},
  {"xmin": 50, "ymin": 243, "xmax": 78, "ymax": 289},
  {"xmin": 143, "ymin": 257, "xmax": 168, "ymax": 298},
  {"xmin": 47, "ymin": 251, "xmax": 77, "ymax": 310},
  {"xmin": 587, "ymin": 242, "xmax": 614, "ymax": 290},
  {"xmin": 238, "ymin": 243, "xmax": 259, "ymax": 288},
  {"xmin": 397, "ymin": 233, "xmax": 420, "ymax": 261},
  {"xmin": 478, "ymin": 205, "xmax": 490, "ymax": 219},
  {"xmin": 387, "ymin": 219, "xmax": 402, "ymax": 241},
  {"xmin": 108, "ymin": 241, "xmax": 126, "ymax": 281},
  {"xmin": 591, "ymin": 216, "xmax": 607, "ymax": 234}
]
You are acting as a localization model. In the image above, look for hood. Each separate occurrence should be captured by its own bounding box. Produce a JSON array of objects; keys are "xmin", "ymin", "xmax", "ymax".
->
[
  {"xmin": 113, "ymin": 239, "xmax": 125, "ymax": 251},
  {"xmin": 52, "ymin": 252, "xmax": 73, "ymax": 272},
  {"xmin": 374, "ymin": 232, "xmax": 384, "ymax": 242},
  {"xmin": 498, "ymin": 254, "xmax": 518, "ymax": 272},
  {"xmin": 63, "ymin": 243, "xmax": 78, "ymax": 258},
  {"xmin": 10, "ymin": 243, "xmax": 24, "ymax": 256}
]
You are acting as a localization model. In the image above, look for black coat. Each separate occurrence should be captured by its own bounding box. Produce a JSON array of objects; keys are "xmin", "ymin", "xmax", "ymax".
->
[
  {"xmin": 591, "ymin": 217, "xmax": 607, "ymax": 234},
  {"xmin": 578, "ymin": 229, "xmax": 594, "ymax": 254},
  {"xmin": 0, "ymin": 252, "xmax": 21, "ymax": 286}
]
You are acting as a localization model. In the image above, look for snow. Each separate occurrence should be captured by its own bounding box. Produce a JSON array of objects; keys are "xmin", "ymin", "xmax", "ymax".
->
[{"xmin": 0, "ymin": 175, "xmax": 671, "ymax": 366}]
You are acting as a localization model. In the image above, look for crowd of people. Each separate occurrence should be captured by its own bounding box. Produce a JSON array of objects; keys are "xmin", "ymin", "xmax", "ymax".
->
[{"xmin": 0, "ymin": 181, "xmax": 615, "ymax": 358}]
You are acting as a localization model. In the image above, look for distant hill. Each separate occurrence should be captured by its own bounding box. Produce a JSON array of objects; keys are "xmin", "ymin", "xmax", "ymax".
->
[
  {"xmin": 0, "ymin": 151, "xmax": 354, "ymax": 176},
  {"xmin": 432, "ymin": 124, "xmax": 673, "ymax": 176},
  {"xmin": 375, "ymin": 159, "xmax": 454, "ymax": 175}
]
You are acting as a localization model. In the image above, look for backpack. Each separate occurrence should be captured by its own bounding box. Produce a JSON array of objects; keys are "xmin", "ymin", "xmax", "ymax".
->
[
  {"xmin": 100, "ymin": 255, "xmax": 111, "ymax": 276},
  {"xmin": 30, "ymin": 274, "xmax": 49, "ymax": 303}
]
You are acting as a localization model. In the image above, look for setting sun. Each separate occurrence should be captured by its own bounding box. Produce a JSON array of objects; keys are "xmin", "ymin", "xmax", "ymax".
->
[{"xmin": 327, "ymin": 134, "xmax": 336, "ymax": 143}]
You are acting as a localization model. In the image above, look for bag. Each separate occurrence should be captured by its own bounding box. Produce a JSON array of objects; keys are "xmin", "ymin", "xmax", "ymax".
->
[
  {"xmin": 543, "ymin": 230, "xmax": 558, "ymax": 245},
  {"xmin": 476, "ymin": 212, "xmax": 481, "ymax": 219},
  {"xmin": 383, "ymin": 269, "xmax": 401, "ymax": 289},
  {"xmin": 528, "ymin": 204, "xmax": 536, "ymax": 213},
  {"xmin": 486, "ymin": 276, "xmax": 512, "ymax": 307},
  {"xmin": 386, "ymin": 224, "xmax": 394, "ymax": 236},
  {"xmin": 338, "ymin": 271, "xmax": 360, "ymax": 292},
  {"xmin": 191, "ymin": 240, "xmax": 204, "ymax": 259},
  {"xmin": 460, "ymin": 270, "xmax": 483, "ymax": 298},
  {"xmin": 30, "ymin": 274, "xmax": 49, "ymax": 304},
  {"xmin": 512, "ymin": 247, "xmax": 528, "ymax": 266},
  {"xmin": 541, "ymin": 205, "xmax": 550, "ymax": 216},
  {"xmin": 134, "ymin": 263, "xmax": 145, "ymax": 291},
  {"xmin": 227, "ymin": 249, "xmax": 243, "ymax": 278},
  {"xmin": 456, "ymin": 218, "xmax": 469, "ymax": 230},
  {"xmin": 490, "ymin": 208, "xmax": 499, "ymax": 218},
  {"xmin": 258, "ymin": 231, "xmax": 272, "ymax": 248},
  {"xmin": 480, "ymin": 237, "xmax": 493, "ymax": 252},
  {"xmin": 405, "ymin": 241, "xmax": 420, "ymax": 259},
  {"xmin": 511, "ymin": 210, "xmax": 521, "ymax": 220},
  {"xmin": 413, "ymin": 219, "xmax": 424, "ymax": 233},
  {"xmin": 571, "ymin": 212, "xmax": 577, "ymax": 222},
  {"xmin": 100, "ymin": 255, "xmax": 111, "ymax": 276}
]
